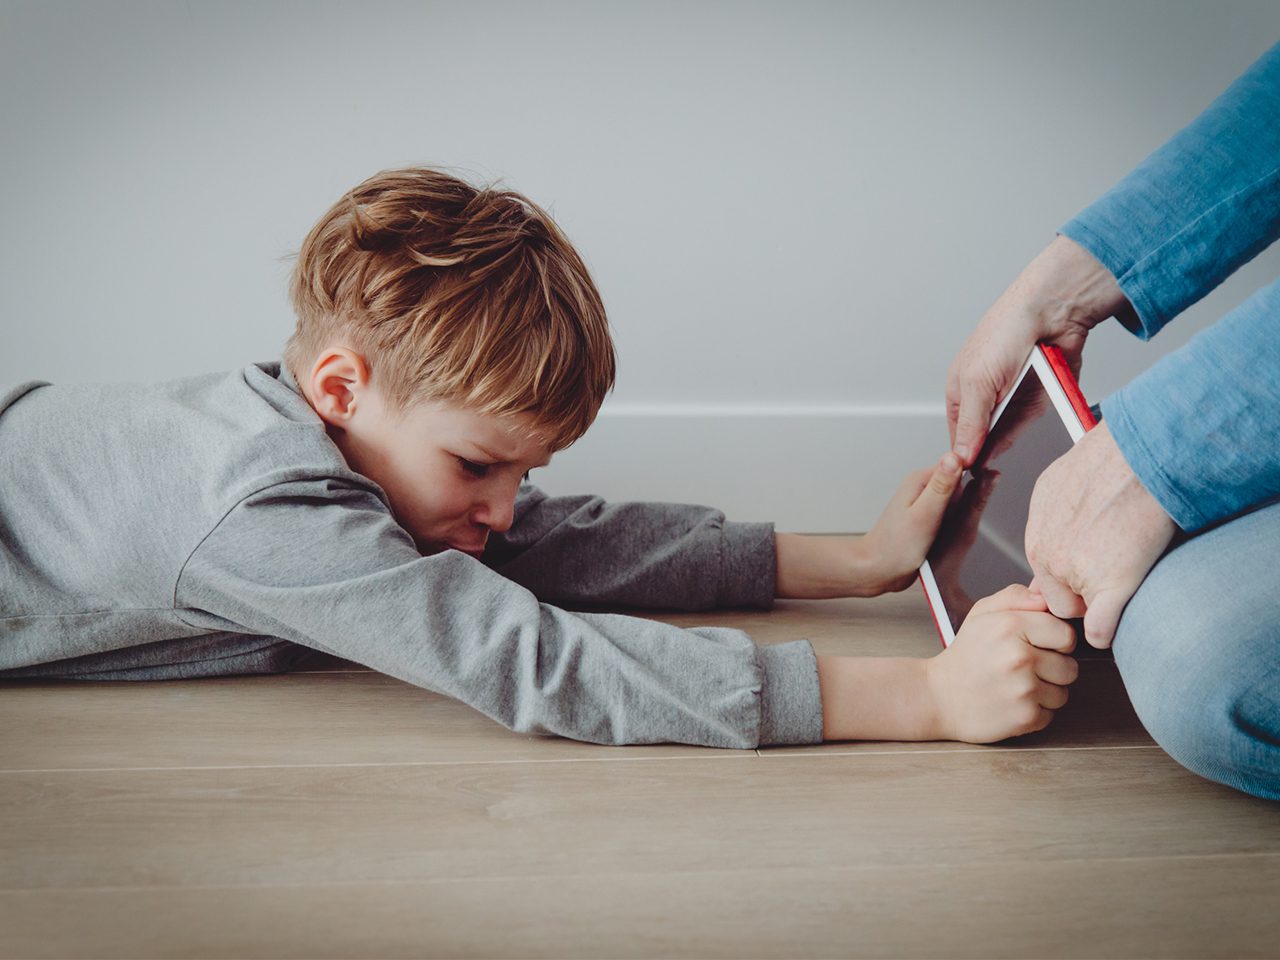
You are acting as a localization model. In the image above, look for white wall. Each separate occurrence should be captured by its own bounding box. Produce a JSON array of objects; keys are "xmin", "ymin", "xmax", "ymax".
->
[{"xmin": 3, "ymin": 0, "xmax": 1278, "ymax": 529}]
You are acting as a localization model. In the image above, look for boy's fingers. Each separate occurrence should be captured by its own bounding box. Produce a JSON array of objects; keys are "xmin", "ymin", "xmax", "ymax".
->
[
  {"xmin": 929, "ymin": 453, "xmax": 963, "ymax": 496},
  {"xmin": 1035, "ymin": 680, "xmax": 1070, "ymax": 711},
  {"xmin": 970, "ymin": 583, "xmax": 1049, "ymax": 617},
  {"xmin": 1033, "ymin": 648, "xmax": 1079, "ymax": 685},
  {"xmin": 1028, "ymin": 706, "xmax": 1055, "ymax": 735},
  {"xmin": 897, "ymin": 466, "xmax": 933, "ymax": 504},
  {"xmin": 1020, "ymin": 613, "xmax": 1077, "ymax": 654},
  {"xmin": 909, "ymin": 453, "xmax": 963, "ymax": 511}
]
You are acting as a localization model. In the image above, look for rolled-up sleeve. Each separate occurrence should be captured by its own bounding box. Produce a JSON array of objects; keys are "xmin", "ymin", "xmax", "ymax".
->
[
  {"xmin": 1059, "ymin": 42, "xmax": 1280, "ymax": 339},
  {"xmin": 1101, "ymin": 279, "xmax": 1280, "ymax": 531},
  {"xmin": 1056, "ymin": 42, "xmax": 1280, "ymax": 529}
]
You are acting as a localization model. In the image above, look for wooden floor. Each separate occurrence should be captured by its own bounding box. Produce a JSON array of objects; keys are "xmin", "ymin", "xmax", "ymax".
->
[{"xmin": 2, "ymin": 587, "xmax": 1278, "ymax": 959}]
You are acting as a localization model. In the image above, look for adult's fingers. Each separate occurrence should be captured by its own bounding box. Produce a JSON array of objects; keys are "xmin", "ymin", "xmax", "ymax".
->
[
  {"xmin": 1083, "ymin": 585, "xmax": 1133, "ymax": 650},
  {"xmin": 952, "ymin": 381, "xmax": 994, "ymax": 467},
  {"xmin": 945, "ymin": 358, "xmax": 966, "ymax": 449},
  {"xmin": 1030, "ymin": 573, "xmax": 1086, "ymax": 621}
]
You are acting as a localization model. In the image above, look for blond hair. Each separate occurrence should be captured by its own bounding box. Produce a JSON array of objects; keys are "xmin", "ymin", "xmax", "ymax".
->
[{"xmin": 284, "ymin": 167, "xmax": 615, "ymax": 449}]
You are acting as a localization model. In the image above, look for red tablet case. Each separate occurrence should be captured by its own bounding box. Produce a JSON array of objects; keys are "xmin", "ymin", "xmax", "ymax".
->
[{"xmin": 1040, "ymin": 344, "xmax": 1097, "ymax": 431}]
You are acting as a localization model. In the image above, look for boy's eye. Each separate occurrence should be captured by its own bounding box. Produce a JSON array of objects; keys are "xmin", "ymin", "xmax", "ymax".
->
[{"xmin": 458, "ymin": 458, "xmax": 490, "ymax": 478}]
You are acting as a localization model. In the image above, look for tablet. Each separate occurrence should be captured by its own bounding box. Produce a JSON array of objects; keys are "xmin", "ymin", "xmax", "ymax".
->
[{"xmin": 918, "ymin": 344, "xmax": 1096, "ymax": 647}]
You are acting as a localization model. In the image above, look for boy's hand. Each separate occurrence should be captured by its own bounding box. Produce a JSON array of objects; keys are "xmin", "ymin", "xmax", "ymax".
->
[
  {"xmin": 924, "ymin": 585, "xmax": 1079, "ymax": 743},
  {"xmin": 857, "ymin": 452, "xmax": 964, "ymax": 593},
  {"xmin": 774, "ymin": 453, "xmax": 963, "ymax": 599}
]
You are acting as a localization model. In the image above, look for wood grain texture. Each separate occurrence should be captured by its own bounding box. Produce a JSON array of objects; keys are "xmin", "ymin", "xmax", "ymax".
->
[
  {"xmin": 4, "ymin": 749, "xmax": 1276, "ymax": 893},
  {"xmin": 0, "ymin": 671, "xmax": 718, "ymax": 769},
  {"xmin": 4, "ymin": 854, "xmax": 1279, "ymax": 959},
  {"xmin": 1, "ymin": 583, "xmax": 1274, "ymax": 959}
]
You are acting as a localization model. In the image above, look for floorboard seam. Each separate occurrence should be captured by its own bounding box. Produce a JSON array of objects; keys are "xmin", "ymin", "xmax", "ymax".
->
[
  {"xmin": 3, "ymin": 850, "xmax": 1278, "ymax": 895},
  {"xmin": 0, "ymin": 743, "xmax": 1163, "ymax": 774}
]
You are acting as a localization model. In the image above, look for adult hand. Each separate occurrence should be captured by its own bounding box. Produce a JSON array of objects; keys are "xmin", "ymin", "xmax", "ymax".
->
[
  {"xmin": 1025, "ymin": 421, "xmax": 1177, "ymax": 649},
  {"xmin": 946, "ymin": 235, "xmax": 1131, "ymax": 465}
]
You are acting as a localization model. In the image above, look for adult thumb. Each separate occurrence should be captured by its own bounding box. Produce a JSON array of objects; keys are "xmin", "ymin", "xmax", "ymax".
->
[
  {"xmin": 953, "ymin": 391, "xmax": 991, "ymax": 466},
  {"xmin": 1083, "ymin": 587, "xmax": 1130, "ymax": 650}
]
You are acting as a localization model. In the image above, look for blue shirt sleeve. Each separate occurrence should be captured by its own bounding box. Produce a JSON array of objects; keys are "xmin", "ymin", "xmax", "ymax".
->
[
  {"xmin": 1060, "ymin": 42, "xmax": 1280, "ymax": 339},
  {"xmin": 1055, "ymin": 42, "xmax": 1280, "ymax": 532},
  {"xmin": 1100, "ymin": 279, "xmax": 1280, "ymax": 531}
]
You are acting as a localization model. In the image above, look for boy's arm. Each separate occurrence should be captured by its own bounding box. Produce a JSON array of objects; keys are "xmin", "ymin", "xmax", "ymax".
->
[
  {"xmin": 494, "ymin": 453, "xmax": 963, "ymax": 608},
  {"xmin": 173, "ymin": 478, "xmax": 820, "ymax": 748},
  {"xmin": 481, "ymin": 483, "xmax": 776, "ymax": 610}
]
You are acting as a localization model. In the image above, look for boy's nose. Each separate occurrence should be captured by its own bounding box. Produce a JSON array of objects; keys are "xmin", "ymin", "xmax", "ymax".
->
[{"xmin": 473, "ymin": 492, "xmax": 516, "ymax": 534}]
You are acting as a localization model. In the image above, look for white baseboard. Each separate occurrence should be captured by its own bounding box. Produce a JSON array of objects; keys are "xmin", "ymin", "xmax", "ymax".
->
[{"xmin": 529, "ymin": 404, "xmax": 950, "ymax": 533}]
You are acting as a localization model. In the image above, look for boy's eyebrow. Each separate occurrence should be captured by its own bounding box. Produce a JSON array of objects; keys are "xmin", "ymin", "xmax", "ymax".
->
[
  {"xmin": 473, "ymin": 443, "xmax": 552, "ymax": 469},
  {"xmin": 472, "ymin": 443, "xmax": 513, "ymax": 462}
]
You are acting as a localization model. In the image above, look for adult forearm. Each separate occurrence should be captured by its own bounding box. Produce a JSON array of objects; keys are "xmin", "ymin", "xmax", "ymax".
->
[
  {"xmin": 1002, "ymin": 234, "xmax": 1132, "ymax": 337},
  {"xmin": 815, "ymin": 654, "xmax": 940, "ymax": 741}
]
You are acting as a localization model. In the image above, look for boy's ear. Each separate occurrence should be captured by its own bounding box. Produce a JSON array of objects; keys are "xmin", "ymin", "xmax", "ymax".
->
[{"xmin": 307, "ymin": 347, "xmax": 373, "ymax": 427}]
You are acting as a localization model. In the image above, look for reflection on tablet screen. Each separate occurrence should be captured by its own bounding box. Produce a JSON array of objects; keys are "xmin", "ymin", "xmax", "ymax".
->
[{"xmin": 925, "ymin": 369, "xmax": 1073, "ymax": 635}]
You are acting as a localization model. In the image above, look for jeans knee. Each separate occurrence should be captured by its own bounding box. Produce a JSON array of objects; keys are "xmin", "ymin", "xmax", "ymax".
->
[
  {"xmin": 1110, "ymin": 502, "xmax": 1280, "ymax": 801},
  {"xmin": 1115, "ymin": 614, "xmax": 1280, "ymax": 801}
]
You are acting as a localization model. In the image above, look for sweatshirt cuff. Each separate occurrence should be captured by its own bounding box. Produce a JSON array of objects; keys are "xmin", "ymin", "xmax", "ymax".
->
[
  {"xmin": 756, "ymin": 639, "xmax": 824, "ymax": 746},
  {"xmin": 717, "ymin": 520, "xmax": 777, "ymax": 610}
]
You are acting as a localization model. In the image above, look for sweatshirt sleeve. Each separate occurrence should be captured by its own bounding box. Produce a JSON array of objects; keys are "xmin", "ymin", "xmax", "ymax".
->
[
  {"xmin": 480, "ymin": 483, "xmax": 777, "ymax": 611},
  {"xmin": 1059, "ymin": 41, "xmax": 1280, "ymax": 339},
  {"xmin": 172, "ymin": 478, "xmax": 822, "ymax": 748}
]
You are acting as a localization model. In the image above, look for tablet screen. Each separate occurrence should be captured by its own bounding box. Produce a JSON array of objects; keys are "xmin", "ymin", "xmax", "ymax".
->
[{"xmin": 924, "ymin": 364, "xmax": 1075, "ymax": 636}]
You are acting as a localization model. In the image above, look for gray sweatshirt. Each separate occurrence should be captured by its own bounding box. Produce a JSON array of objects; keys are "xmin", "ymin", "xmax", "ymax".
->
[{"xmin": 0, "ymin": 361, "xmax": 823, "ymax": 748}]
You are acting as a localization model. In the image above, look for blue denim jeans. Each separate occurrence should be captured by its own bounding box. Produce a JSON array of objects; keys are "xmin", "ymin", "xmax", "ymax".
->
[{"xmin": 1113, "ymin": 498, "xmax": 1280, "ymax": 800}]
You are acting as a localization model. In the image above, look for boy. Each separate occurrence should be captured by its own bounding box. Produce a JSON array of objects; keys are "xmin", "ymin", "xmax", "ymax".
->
[{"xmin": 0, "ymin": 167, "xmax": 1077, "ymax": 748}]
